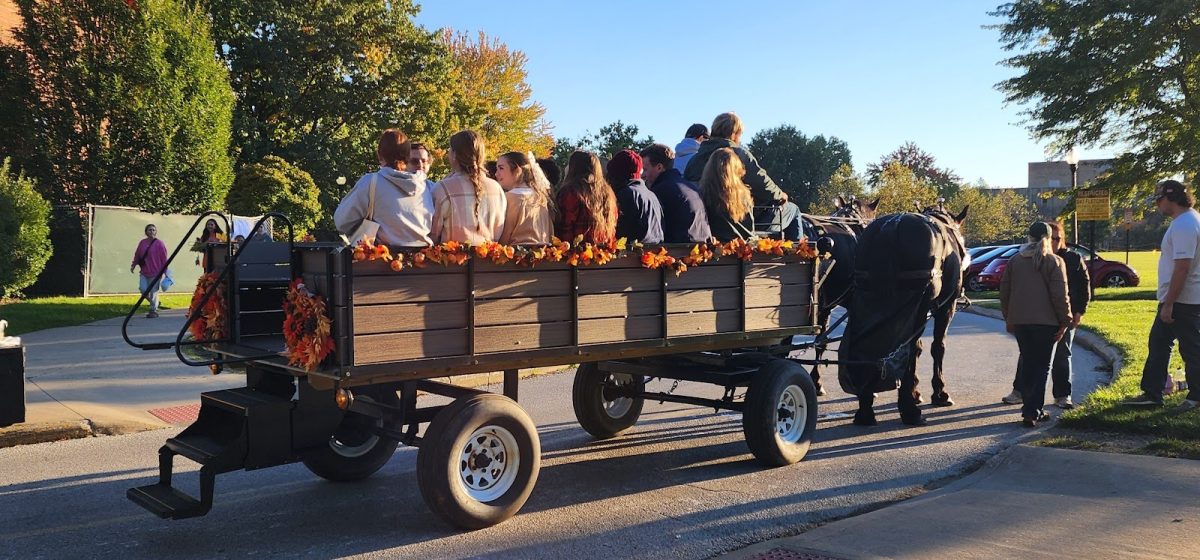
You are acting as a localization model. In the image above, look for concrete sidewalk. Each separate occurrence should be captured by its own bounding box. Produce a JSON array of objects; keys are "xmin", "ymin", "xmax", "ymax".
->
[{"xmin": 725, "ymin": 444, "xmax": 1200, "ymax": 560}]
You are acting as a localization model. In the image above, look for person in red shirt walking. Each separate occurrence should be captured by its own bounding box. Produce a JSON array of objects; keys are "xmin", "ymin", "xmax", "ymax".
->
[{"xmin": 131, "ymin": 224, "xmax": 168, "ymax": 318}]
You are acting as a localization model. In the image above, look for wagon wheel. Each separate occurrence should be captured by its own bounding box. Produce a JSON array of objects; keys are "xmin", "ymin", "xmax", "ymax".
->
[
  {"xmin": 417, "ymin": 393, "xmax": 541, "ymax": 530},
  {"xmin": 301, "ymin": 387, "xmax": 401, "ymax": 482},
  {"xmin": 571, "ymin": 362, "xmax": 645, "ymax": 439},
  {"xmin": 742, "ymin": 359, "xmax": 818, "ymax": 467}
]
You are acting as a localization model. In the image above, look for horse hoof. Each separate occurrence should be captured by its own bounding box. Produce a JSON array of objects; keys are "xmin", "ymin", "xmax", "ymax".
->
[
  {"xmin": 816, "ymin": 386, "xmax": 827, "ymax": 397},
  {"xmin": 930, "ymin": 396, "xmax": 954, "ymax": 407},
  {"xmin": 913, "ymin": 395, "xmax": 924, "ymax": 405},
  {"xmin": 853, "ymin": 411, "xmax": 878, "ymax": 426},
  {"xmin": 901, "ymin": 415, "xmax": 928, "ymax": 427}
]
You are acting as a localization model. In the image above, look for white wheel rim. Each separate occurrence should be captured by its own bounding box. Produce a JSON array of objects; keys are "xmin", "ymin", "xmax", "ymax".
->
[
  {"xmin": 457, "ymin": 425, "xmax": 520, "ymax": 503},
  {"xmin": 775, "ymin": 385, "xmax": 807, "ymax": 444},
  {"xmin": 328, "ymin": 418, "xmax": 382, "ymax": 458},
  {"xmin": 603, "ymin": 373, "xmax": 635, "ymax": 419}
]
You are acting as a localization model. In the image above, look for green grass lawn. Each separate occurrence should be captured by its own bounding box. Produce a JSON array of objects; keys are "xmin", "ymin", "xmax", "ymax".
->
[
  {"xmin": 0, "ymin": 294, "xmax": 194, "ymax": 336},
  {"xmin": 969, "ymin": 250, "xmax": 1198, "ymax": 458}
]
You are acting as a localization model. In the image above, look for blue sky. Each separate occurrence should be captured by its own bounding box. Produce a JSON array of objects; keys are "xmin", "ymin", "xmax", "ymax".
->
[{"xmin": 414, "ymin": 1, "xmax": 1111, "ymax": 188}]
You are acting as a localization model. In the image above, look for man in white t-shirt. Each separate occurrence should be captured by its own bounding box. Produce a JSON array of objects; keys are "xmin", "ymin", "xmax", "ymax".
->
[{"xmin": 1125, "ymin": 179, "xmax": 1200, "ymax": 410}]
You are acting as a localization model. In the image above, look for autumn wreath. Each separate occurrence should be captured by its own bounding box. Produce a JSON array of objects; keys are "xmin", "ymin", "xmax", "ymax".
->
[
  {"xmin": 187, "ymin": 272, "xmax": 227, "ymax": 341},
  {"xmin": 282, "ymin": 278, "xmax": 335, "ymax": 371}
]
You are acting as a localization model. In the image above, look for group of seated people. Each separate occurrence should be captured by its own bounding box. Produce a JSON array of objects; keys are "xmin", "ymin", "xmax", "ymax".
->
[{"xmin": 333, "ymin": 112, "xmax": 803, "ymax": 248}]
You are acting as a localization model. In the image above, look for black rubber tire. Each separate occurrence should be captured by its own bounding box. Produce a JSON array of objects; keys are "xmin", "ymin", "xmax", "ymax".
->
[
  {"xmin": 742, "ymin": 359, "xmax": 819, "ymax": 467},
  {"xmin": 1103, "ymin": 272, "xmax": 1130, "ymax": 288},
  {"xmin": 571, "ymin": 362, "xmax": 645, "ymax": 439},
  {"xmin": 966, "ymin": 275, "xmax": 985, "ymax": 292},
  {"xmin": 417, "ymin": 393, "xmax": 541, "ymax": 530},
  {"xmin": 302, "ymin": 387, "xmax": 401, "ymax": 482}
]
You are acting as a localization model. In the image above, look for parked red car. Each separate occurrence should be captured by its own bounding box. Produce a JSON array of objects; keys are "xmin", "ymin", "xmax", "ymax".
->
[
  {"xmin": 973, "ymin": 243, "xmax": 1140, "ymax": 291},
  {"xmin": 964, "ymin": 245, "xmax": 1019, "ymax": 292}
]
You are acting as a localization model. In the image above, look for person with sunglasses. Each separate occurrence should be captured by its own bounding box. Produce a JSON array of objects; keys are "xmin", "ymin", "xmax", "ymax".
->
[{"xmin": 1124, "ymin": 179, "xmax": 1200, "ymax": 411}]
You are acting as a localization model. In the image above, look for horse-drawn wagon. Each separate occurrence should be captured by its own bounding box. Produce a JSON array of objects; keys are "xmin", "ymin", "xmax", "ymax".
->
[{"xmin": 122, "ymin": 213, "xmax": 828, "ymax": 529}]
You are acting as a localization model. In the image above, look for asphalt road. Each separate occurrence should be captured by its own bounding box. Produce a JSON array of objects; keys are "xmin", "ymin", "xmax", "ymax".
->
[{"xmin": 0, "ymin": 312, "xmax": 1105, "ymax": 560}]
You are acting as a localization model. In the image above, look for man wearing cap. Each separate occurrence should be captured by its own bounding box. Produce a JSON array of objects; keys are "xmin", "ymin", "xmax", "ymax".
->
[
  {"xmin": 607, "ymin": 149, "xmax": 664, "ymax": 244},
  {"xmin": 674, "ymin": 123, "xmax": 708, "ymax": 173},
  {"xmin": 1125, "ymin": 179, "xmax": 1200, "ymax": 411}
]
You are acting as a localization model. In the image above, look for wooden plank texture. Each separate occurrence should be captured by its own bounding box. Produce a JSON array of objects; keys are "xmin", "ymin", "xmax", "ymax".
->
[
  {"xmin": 745, "ymin": 305, "xmax": 813, "ymax": 330},
  {"xmin": 475, "ymin": 322, "xmax": 572, "ymax": 353},
  {"xmin": 474, "ymin": 297, "xmax": 572, "ymax": 326},
  {"xmin": 578, "ymin": 268, "xmax": 659, "ymax": 294},
  {"xmin": 353, "ymin": 274, "xmax": 467, "ymax": 305},
  {"xmin": 578, "ymin": 316, "xmax": 661, "ymax": 344},
  {"xmin": 745, "ymin": 262, "xmax": 807, "ymax": 284},
  {"xmin": 577, "ymin": 292, "xmax": 661, "ymax": 319},
  {"xmin": 354, "ymin": 301, "xmax": 468, "ymax": 335},
  {"xmin": 353, "ymin": 329, "xmax": 468, "ymax": 364},
  {"xmin": 745, "ymin": 284, "xmax": 812, "ymax": 308},
  {"xmin": 666, "ymin": 288, "xmax": 740, "ymax": 313},
  {"xmin": 475, "ymin": 270, "xmax": 571, "ymax": 299},
  {"xmin": 667, "ymin": 310, "xmax": 741, "ymax": 336},
  {"xmin": 664, "ymin": 263, "xmax": 740, "ymax": 290}
]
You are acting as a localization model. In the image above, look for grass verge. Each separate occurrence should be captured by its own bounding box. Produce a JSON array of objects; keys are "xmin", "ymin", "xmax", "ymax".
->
[{"xmin": 0, "ymin": 294, "xmax": 194, "ymax": 336}]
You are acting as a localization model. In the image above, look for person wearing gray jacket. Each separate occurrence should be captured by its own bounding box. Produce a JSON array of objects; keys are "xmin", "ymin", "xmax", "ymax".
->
[{"xmin": 335, "ymin": 129, "xmax": 434, "ymax": 247}]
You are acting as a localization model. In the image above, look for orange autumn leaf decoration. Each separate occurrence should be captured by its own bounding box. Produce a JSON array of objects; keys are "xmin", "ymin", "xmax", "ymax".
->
[
  {"xmin": 187, "ymin": 272, "xmax": 227, "ymax": 341},
  {"xmin": 282, "ymin": 279, "xmax": 335, "ymax": 371}
]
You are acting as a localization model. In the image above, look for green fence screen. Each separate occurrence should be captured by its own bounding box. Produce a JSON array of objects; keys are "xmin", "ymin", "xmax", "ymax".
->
[{"xmin": 87, "ymin": 206, "xmax": 211, "ymax": 296}]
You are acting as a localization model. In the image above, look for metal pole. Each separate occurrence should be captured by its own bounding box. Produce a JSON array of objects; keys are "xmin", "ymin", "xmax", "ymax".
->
[
  {"xmin": 1125, "ymin": 222, "xmax": 1131, "ymax": 264},
  {"xmin": 1070, "ymin": 163, "xmax": 1079, "ymax": 244},
  {"xmin": 1090, "ymin": 220, "xmax": 1097, "ymax": 299}
]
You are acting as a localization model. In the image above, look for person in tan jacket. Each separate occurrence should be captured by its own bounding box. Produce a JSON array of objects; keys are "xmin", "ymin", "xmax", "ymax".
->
[
  {"xmin": 1000, "ymin": 221, "xmax": 1071, "ymax": 427},
  {"xmin": 494, "ymin": 151, "xmax": 554, "ymax": 245},
  {"xmin": 430, "ymin": 130, "xmax": 507, "ymax": 244}
]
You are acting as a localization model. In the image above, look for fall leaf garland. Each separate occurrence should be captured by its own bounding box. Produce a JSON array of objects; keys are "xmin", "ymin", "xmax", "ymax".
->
[
  {"xmin": 282, "ymin": 279, "xmax": 336, "ymax": 371},
  {"xmin": 350, "ymin": 235, "xmax": 816, "ymax": 275},
  {"xmin": 187, "ymin": 272, "xmax": 227, "ymax": 341}
]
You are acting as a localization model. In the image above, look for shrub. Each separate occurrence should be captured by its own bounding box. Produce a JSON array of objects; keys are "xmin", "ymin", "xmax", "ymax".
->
[
  {"xmin": 225, "ymin": 156, "xmax": 323, "ymax": 239},
  {"xmin": 0, "ymin": 158, "xmax": 53, "ymax": 297}
]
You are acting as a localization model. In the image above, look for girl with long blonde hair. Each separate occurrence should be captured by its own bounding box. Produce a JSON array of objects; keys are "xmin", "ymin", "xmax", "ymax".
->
[
  {"xmin": 554, "ymin": 151, "xmax": 618, "ymax": 245},
  {"xmin": 699, "ymin": 147, "xmax": 754, "ymax": 241},
  {"xmin": 430, "ymin": 130, "xmax": 507, "ymax": 243},
  {"xmin": 495, "ymin": 151, "xmax": 555, "ymax": 245}
]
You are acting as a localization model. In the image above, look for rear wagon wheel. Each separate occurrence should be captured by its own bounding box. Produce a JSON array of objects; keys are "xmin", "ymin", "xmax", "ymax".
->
[
  {"xmin": 301, "ymin": 387, "xmax": 400, "ymax": 482},
  {"xmin": 572, "ymin": 362, "xmax": 645, "ymax": 439}
]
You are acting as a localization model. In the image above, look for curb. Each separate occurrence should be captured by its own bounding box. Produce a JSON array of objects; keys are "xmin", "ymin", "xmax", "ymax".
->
[
  {"xmin": 0, "ymin": 366, "xmax": 577, "ymax": 449},
  {"xmin": 962, "ymin": 304, "xmax": 1122, "ymax": 384}
]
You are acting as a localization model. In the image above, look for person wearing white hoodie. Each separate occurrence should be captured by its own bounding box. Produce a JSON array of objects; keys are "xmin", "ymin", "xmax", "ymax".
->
[
  {"xmin": 335, "ymin": 129, "xmax": 434, "ymax": 247},
  {"xmin": 672, "ymin": 123, "xmax": 708, "ymax": 173}
]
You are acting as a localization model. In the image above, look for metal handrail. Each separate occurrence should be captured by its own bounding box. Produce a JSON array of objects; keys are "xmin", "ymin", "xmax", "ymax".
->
[
  {"xmin": 174, "ymin": 212, "xmax": 294, "ymax": 367},
  {"xmin": 122, "ymin": 211, "xmax": 232, "ymax": 350}
]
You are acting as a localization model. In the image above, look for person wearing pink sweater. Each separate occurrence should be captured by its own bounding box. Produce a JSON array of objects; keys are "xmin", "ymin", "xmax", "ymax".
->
[{"xmin": 131, "ymin": 224, "xmax": 168, "ymax": 318}]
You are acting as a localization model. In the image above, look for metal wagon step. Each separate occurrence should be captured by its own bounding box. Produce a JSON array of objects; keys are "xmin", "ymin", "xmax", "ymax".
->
[{"xmin": 127, "ymin": 387, "xmax": 295, "ymax": 520}]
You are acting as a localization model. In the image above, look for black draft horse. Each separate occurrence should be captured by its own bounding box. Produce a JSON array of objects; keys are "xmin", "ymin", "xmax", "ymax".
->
[
  {"xmin": 803, "ymin": 195, "xmax": 878, "ymax": 396},
  {"xmin": 836, "ymin": 204, "xmax": 968, "ymax": 426}
]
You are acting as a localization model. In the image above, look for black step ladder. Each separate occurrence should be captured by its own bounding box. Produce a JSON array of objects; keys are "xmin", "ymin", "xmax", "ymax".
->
[{"xmin": 128, "ymin": 387, "xmax": 293, "ymax": 519}]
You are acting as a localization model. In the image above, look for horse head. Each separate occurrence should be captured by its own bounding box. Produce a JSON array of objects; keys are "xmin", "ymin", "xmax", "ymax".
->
[{"xmin": 832, "ymin": 195, "xmax": 879, "ymax": 228}]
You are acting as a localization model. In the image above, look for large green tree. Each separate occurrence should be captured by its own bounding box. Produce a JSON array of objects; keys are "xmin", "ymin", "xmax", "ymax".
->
[
  {"xmin": 552, "ymin": 121, "xmax": 654, "ymax": 169},
  {"xmin": 870, "ymin": 161, "xmax": 940, "ymax": 215},
  {"xmin": 811, "ymin": 163, "xmax": 868, "ymax": 215},
  {"xmin": 0, "ymin": 0, "xmax": 234, "ymax": 212},
  {"xmin": 866, "ymin": 142, "xmax": 961, "ymax": 199},
  {"xmin": 205, "ymin": 0, "xmax": 455, "ymax": 229},
  {"xmin": 747, "ymin": 125, "xmax": 852, "ymax": 211},
  {"xmin": 993, "ymin": 1, "xmax": 1200, "ymax": 204},
  {"xmin": 0, "ymin": 158, "xmax": 52, "ymax": 297},
  {"xmin": 948, "ymin": 184, "xmax": 1039, "ymax": 245}
]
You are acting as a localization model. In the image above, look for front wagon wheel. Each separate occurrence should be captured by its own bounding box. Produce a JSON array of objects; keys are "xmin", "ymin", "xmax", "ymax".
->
[
  {"xmin": 301, "ymin": 387, "xmax": 400, "ymax": 482},
  {"xmin": 742, "ymin": 359, "xmax": 818, "ymax": 467},
  {"xmin": 572, "ymin": 362, "xmax": 645, "ymax": 439},
  {"xmin": 417, "ymin": 393, "xmax": 540, "ymax": 530}
]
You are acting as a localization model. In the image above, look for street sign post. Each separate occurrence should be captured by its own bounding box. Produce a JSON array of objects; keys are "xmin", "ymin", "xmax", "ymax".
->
[
  {"xmin": 1124, "ymin": 208, "xmax": 1134, "ymax": 263},
  {"xmin": 1075, "ymin": 190, "xmax": 1110, "ymax": 299}
]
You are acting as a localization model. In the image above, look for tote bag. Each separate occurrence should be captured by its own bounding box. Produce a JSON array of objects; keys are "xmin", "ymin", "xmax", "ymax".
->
[{"xmin": 341, "ymin": 175, "xmax": 380, "ymax": 245}]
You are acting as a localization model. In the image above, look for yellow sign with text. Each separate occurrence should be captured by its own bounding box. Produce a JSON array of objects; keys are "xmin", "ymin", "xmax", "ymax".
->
[{"xmin": 1076, "ymin": 190, "xmax": 1111, "ymax": 221}]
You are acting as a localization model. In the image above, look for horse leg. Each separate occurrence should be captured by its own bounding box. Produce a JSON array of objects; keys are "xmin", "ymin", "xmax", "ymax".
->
[
  {"xmin": 812, "ymin": 306, "xmax": 832, "ymax": 396},
  {"xmin": 929, "ymin": 305, "xmax": 955, "ymax": 407},
  {"xmin": 853, "ymin": 392, "xmax": 877, "ymax": 426},
  {"xmin": 900, "ymin": 341, "xmax": 927, "ymax": 426}
]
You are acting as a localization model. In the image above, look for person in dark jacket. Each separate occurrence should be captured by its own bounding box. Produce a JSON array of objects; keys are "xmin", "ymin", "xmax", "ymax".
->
[
  {"xmin": 1002, "ymin": 221, "xmax": 1091, "ymax": 409},
  {"xmin": 700, "ymin": 147, "xmax": 754, "ymax": 242},
  {"xmin": 683, "ymin": 112, "xmax": 801, "ymax": 240},
  {"xmin": 639, "ymin": 143, "xmax": 710, "ymax": 243},
  {"xmin": 606, "ymin": 149, "xmax": 664, "ymax": 243}
]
